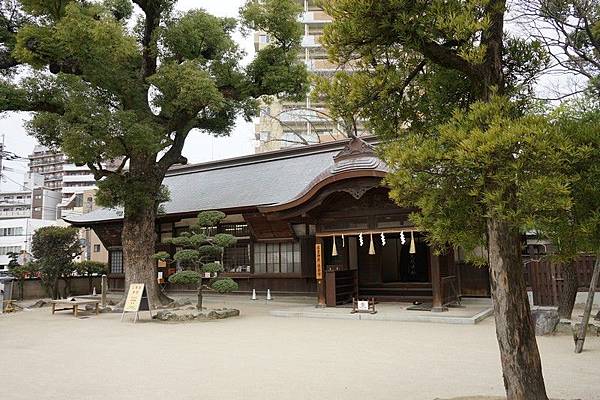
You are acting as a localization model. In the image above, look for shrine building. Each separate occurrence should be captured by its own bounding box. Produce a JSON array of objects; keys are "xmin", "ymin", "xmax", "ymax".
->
[{"xmin": 65, "ymin": 137, "xmax": 491, "ymax": 310}]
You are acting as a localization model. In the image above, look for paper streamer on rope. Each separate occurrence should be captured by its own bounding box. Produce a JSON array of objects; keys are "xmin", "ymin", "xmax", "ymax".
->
[
  {"xmin": 400, "ymin": 231, "xmax": 406, "ymax": 245},
  {"xmin": 359, "ymin": 232, "xmax": 364, "ymax": 246},
  {"xmin": 409, "ymin": 231, "xmax": 416, "ymax": 254},
  {"xmin": 341, "ymin": 234, "xmax": 345, "ymax": 247},
  {"xmin": 332, "ymin": 235, "xmax": 338, "ymax": 256},
  {"xmin": 369, "ymin": 233, "xmax": 375, "ymax": 255},
  {"xmin": 380, "ymin": 232, "xmax": 386, "ymax": 246}
]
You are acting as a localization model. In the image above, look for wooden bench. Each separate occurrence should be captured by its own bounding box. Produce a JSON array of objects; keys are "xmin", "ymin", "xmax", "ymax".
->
[
  {"xmin": 50, "ymin": 299, "xmax": 100, "ymax": 317},
  {"xmin": 2, "ymin": 299, "xmax": 18, "ymax": 313}
]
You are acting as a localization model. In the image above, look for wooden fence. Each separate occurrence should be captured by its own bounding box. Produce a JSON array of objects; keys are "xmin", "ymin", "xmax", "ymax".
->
[{"xmin": 526, "ymin": 256, "xmax": 598, "ymax": 306}]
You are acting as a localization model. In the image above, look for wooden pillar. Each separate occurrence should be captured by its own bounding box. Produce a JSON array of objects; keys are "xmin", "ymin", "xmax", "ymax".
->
[
  {"xmin": 429, "ymin": 249, "xmax": 447, "ymax": 312},
  {"xmin": 315, "ymin": 238, "xmax": 325, "ymax": 307}
]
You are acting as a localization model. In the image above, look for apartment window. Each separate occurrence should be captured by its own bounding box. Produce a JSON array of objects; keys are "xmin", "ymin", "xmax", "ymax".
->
[
  {"xmin": 259, "ymin": 34, "xmax": 269, "ymax": 44},
  {"xmin": 93, "ymin": 244, "xmax": 101, "ymax": 252},
  {"xmin": 0, "ymin": 227, "xmax": 23, "ymax": 236},
  {"xmin": 258, "ymin": 131, "xmax": 270, "ymax": 142},
  {"xmin": 110, "ymin": 250, "xmax": 124, "ymax": 274},
  {"xmin": 253, "ymin": 242, "xmax": 301, "ymax": 274},
  {"xmin": 0, "ymin": 246, "xmax": 21, "ymax": 255}
]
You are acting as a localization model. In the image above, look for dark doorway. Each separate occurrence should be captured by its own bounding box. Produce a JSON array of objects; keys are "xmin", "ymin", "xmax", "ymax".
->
[{"xmin": 358, "ymin": 232, "xmax": 430, "ymax": 284}]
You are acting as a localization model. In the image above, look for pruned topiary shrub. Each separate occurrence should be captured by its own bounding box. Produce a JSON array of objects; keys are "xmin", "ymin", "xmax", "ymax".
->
[
  {"xmin": 211, "ymin": 278, "xmax": 239, "ymax": 293},
  {"xmin": 154, "ymin": 211, "xmax": 238, "ymax": 310},
  {"xmin": 168, "ymin": 270, "xmax": 201, "ymax": 285}
]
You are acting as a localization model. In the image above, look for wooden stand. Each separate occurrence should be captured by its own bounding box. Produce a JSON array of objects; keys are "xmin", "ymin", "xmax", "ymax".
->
[
  {"xmin": 351, "ymin": 297, "xmax": 377, "ymax": 314},
  {"xmin": 325, "ymin": 269, "xmax": 358, "ymax": 306}
]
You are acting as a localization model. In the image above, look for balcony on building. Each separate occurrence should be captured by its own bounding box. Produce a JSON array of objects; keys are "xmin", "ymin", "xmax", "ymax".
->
[
  {"xmin": 301, "ymin": 34, "xmax": 322, "ymax": 48},
  {"xmin": 301, "ymin": 10, "xmax": 332, "ymax": 24}
]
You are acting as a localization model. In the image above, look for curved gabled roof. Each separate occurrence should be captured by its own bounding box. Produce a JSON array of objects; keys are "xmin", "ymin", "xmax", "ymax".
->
[
  {"xmin": 259, "ymin": 137, "xmax": 388, "ymax": 214},
  {"xmin": 65, "ymin": 137, "xmax": 381, "ymax": 226}
]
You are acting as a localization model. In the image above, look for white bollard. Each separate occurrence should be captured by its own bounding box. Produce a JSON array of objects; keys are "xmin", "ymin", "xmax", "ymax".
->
[
  {"xmin": 266, "ymin": 289, "xmax": 272, "ymax": 301},
  {"xmin": 251, "ymin": 289, "xmax": 257, "ymax": 300},
  {"xmin": 92, "ymin": 287, "xmax": 97, "ymax": 296}
]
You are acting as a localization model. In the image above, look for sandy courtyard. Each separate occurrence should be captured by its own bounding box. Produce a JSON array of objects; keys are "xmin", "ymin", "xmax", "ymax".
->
[{"xmin": 1, "ymin": 297, "xmax": 599, "ymax": 400}]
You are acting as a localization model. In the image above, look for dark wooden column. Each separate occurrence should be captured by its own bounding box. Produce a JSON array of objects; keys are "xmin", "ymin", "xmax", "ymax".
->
[
  {"xmin": 429, "ymin": 249, "xmax": 447, "ymax": 312},
  {"xmin": 315, "ymin": 238, "xmax": 326, "ymax": 307}
]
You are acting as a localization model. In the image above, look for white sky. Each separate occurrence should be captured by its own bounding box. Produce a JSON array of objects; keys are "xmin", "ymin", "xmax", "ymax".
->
[{"xmin": 0, "ymin": 0, "xmax": 255, "ymax": 190}]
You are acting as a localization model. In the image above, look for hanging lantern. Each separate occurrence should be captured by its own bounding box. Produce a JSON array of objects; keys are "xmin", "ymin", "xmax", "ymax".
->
[
  {"xmin": 359, "ymin": 232, "xmax": 364, "ymax": 246},
  {"xmin": 380, "ymin": 232, "xmax": 386, "ymax": 246},
  {"xmin": 341, "ymin": 234, "xmax": 345, "ymax": 247},
  {"xmin": 400, "ymin": 231, "xmax": 406, "ymax": 245},
  {"xmin": 409, "ymin": 231, "xmax": 416, "ymax": 254},
  {"xmin": 369, "ymin": 233, "xmax": 376, "ymax": 255},
  {"xmin": 332, "ymin": 235, "xmax": 338, "ymax": 257}
]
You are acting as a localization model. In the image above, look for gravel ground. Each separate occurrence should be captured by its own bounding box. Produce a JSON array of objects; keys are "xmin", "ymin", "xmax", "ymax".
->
[{"xmin": 1, "ymin": 297, "xmax": 598, "ymax": 400}]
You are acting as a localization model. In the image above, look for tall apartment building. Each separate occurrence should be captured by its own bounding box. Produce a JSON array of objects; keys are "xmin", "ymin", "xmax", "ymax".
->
[
  {"xmin": 28, "ymin": 145, "xmax": 98, "ymax": 218},
  {"xmin": 60, "ymin": 164, "xmax": 98, "ymax": 218},
  {"xmin": 254, "ymin": 1, "xmax": 365, "ymax": 153},
  {"xmin": 27, "ymin": 145, "xmax": 64, "ymax": 190},
  {"xmin": 26, "ymin": 145, "xmax": 110, "ymax": 265}
]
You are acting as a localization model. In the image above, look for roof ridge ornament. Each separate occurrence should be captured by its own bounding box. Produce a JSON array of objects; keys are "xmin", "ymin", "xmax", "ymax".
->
[{"xmin": 333, "ymin": 137, "xmax": 375, "ymax": 162}]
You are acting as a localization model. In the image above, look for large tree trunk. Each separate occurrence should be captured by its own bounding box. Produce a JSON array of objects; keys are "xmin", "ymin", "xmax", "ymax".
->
[
  {"xmin": 52, "ymin": 277, "xmax": 59, "ymax": 299},
  {"xmin": 557, "ymin": 261, "xmax": 578, "ymax": 319},
  {"xmin": 487, "ymin": 218, "xmax": 548, "ymax": 400},
  {"xmin": 120, "ymin": 155, "xmax": 173, "ymax": 309},
  {"xmin": 122, "ymin": 199, "xmax": 170, "ymax": 309}
]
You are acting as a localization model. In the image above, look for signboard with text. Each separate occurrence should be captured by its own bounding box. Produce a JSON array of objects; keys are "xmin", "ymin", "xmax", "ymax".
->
[
  {"xmin": 124, "ymin": 283, "xmax": 145, "ymax": 312},
  {"xmin": 121, "ymin": 283, "xmax": 152, "ymax": 322},
  {"xmin": 315, "ymin": 243, "xmax": 323, "ymax": 280}
]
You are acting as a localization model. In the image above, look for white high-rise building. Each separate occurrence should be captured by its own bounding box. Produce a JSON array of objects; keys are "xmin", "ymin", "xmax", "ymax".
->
[{"xmin": 254, "ymin": 1, "xmax": 366, "ymax": 153}]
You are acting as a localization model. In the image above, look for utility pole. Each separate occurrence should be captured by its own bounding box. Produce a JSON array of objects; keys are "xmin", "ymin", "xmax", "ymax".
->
[{"xmin": 0, "ymin": 134, "xmax": 5, "ymax": 192}]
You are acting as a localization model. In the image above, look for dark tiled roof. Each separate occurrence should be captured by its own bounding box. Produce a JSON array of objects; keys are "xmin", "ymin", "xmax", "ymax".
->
[{"xmin": 65, "ymin": 138, "xmax": 378, "ymax": 225}]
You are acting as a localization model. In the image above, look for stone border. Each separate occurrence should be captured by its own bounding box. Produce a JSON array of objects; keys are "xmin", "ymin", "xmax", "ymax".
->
[
  {"xmin": 270, "ymin": 307, "xmax": 494, "ymax": 325},
  {"xmin": 153, "ymin": 308, "xmax": 240, "ymax": 322}
]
